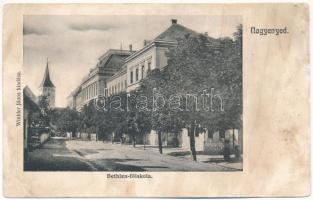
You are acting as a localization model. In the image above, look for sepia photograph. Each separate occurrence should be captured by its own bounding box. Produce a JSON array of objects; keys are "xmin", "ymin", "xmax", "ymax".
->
[
  {"xmin": 3, "ymin": 2, "xmax": 310, "ymax": 197},
  {"xmin": 23, "ymin": 15, "xmax": 243, "ymax": 171}
]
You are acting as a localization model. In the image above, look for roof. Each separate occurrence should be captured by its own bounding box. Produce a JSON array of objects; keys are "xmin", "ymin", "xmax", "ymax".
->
[
  {"xmin": 154, "ymin": 23, "xmax": 199, "ymax": 42},
  {"xmin": 97, "ymin": 49, "xmax": 134, "ymax": 67},
  {"xmin": 23, "ymin": 86, "xmax": 39, "ymax": 111},
  {"xmin": 126, "ymin": 21, "xmax": 216, "ymax": 62},
  {"xmin": 39, "ymin": 59, "xmax": 55, "ymax": 88},
  {"xmin": 107, "ymin": 64, "xmax": 127, "ymax": 82},
  {"xmin": 98, "ymin": 49, "xmax": 135, "ymax": 62},
  {"xmin": 71, "ymin": 86, "xmax": 82, "ymax": 97},
  {"xmin": 81, "ymin": 49, "xmax": 134, "ymax": 84},
  {"xmin": 67, "ymin": 85, "xmax": 82, "ymax": 99}
]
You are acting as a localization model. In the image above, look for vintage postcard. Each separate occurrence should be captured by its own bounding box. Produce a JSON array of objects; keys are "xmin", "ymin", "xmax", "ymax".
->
[{"xmin": 3, "ymin": 3, "xmax": 310, "ymax": 197}]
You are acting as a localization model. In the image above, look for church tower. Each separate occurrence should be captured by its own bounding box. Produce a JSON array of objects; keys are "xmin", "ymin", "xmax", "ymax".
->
[{"xmin": 39, "ymin": 58, "xmax": 55, "ymax": 107}]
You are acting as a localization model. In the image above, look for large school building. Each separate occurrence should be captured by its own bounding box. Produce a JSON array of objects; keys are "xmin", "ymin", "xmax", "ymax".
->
[{"xmin": 67, "ymin": 19, "xmax": 242, "ymax": 153}]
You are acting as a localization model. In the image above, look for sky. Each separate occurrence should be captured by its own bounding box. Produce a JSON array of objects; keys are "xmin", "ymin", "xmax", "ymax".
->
[{"xmin": 23, "ymin": 15, "xmax": 241, "ymax": 107}]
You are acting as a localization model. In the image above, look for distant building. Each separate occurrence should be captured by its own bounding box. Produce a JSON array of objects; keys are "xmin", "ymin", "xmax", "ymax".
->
[
  {"xmin": 69, "ymin": 19, "xmax": 210, "ymax": 108},
  {"xmin": 39, "ymin": 58, "xmax": 55, "ymax": 108},
  {"xmin": 67, "ymin": 86, "xmax": 81, "ymax": 109},
  {"xmin": 66, "ymin": 93, "xmax": 75, "ymax": 109},
  {"xmin": 68, "ymin": 49, "xmax": 134, "ymax": 110},
  {"xmin": 106, "ymin": 64, "xmax": 127, "ymax": 96}
]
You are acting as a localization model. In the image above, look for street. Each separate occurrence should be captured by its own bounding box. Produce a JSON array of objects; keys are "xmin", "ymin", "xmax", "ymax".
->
[
  {"xmin": 25, "ymin": 137, "xmax": 239, "ymax": 171},
  {"xmin": 24, "ymin": 137, "xmax": 93, "ymax": 171}
]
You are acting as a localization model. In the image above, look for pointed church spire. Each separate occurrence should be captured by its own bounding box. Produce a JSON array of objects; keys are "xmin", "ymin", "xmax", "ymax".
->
[{"xmin": 40, "ymin": 57, "xmax": 55, "ymax": 88}]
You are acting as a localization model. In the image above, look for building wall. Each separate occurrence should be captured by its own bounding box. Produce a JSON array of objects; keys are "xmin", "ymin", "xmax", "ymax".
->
[
  {"xmin": 146, "ymin": 130, "xmax": 158, "ymax": 145},
  {"xmin": 75, "ymin": 74, "xmax": 101, "ymax": 110},
  {"xmin": 107, "ymin": 68, "xmax": 127, "ymax": 96},
  {"xmin": 67, "ymin": 95, "xmax": 74, "ymax": 109},
  {"xmin": 76, "ymin": 92, "xmax": 84, "ymax": 111},
  {"xmin": 81, "ymin": 75, "xmax": 99, "ymax": 101},
  {"xmin": 155, "ymin": 46, "xmax": 169, "ymax": 69},
  {"xmin": 70, "ymin": 51, "xmax": 132, "ymax": 111},
  {"xmin": 146, "ymin": 131, "xmax": 181, "ymax": 147},
  {"xmin": 181, "ymin": 129, "xmax": 243, "ymax": 154},
  {"xmin": 126, "ymin": 44, "xmax": 172, "ymax": 92},
  {"xmin": 203, "ymin": 131, "xmax": 224, "ymax": 154},
  {"xmin": 126, "ymin": 46, "xmax": 155, "ymax": 92},
  {"xmin": 72, "ymin": 79, "xmax": 99, "ymax": 111}
]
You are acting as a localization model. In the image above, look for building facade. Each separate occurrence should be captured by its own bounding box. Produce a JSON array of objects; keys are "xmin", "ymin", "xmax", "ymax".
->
[
  {"xmin": 69, "ymin": 19, "xmax": 203, "ymax": 108},
  {"xmin": 126, "ymin": 19, "xmax": 200, "ymax": 92},
  {"xmin": 68, "ymin": 49, "xmax": 133, "ymax": 110},
  {"xmin": 67, "ymin": 19, "xmax": 242, "ymax": 154},
  {"xmin": 106, "ymin": 65, "xmax": 127, "ymax": 96}
]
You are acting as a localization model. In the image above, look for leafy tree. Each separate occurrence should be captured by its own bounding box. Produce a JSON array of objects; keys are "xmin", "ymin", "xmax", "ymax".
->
[
  {"xmin": 36, "ymin": 95, "xmax": 52, "ymax": 127},
  {"xmin": 106, "ymin": 88, "xmax": 152, "ymax": 148},
  {"xmin": 137, "ymin": 69, "xmax": 183, "ymax": 153},
  {"xmin": 135, "ymin": 110, "xmax": 152, "ymax": 149},
  {"xmin": 51, "ymin": 107, "xmax": 80, "ymax": 137},
  {"xmin": 136, "ymin": 69, "xmax": 164, "ymax": 153},
  {"xmin": 159, "ymin": 25, "xmax": 242, "ymax": 161},
  {"xmin": 80, "ymin": 102, "xmax": 98, "ymax": 140},
  {"xmin": 106, "ymin": 92, "xmax": 126, "ymax": 141}
]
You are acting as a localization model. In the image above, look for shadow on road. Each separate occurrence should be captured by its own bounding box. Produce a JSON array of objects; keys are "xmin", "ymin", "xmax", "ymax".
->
[
  {"xmin": 90, "ymin": 159, "xmax": 146, "ymax": 171},
  {"xmin": 24, "ymin": 138, "xmax": 93, "ymax": 171}
]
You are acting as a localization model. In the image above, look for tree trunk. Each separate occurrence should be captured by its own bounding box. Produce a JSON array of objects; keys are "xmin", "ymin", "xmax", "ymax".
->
[
  {"xmin": 132, "ymin": 135, "xmax": 136, "ymax": 147},
  {"xmin": 189, "ymin": 127, "xmax": 197, "ymax": 161},
  {"xmin": 158, "ymin": 131, "xmax": 163, "ymax": 154},
  {"xmin": 143, "ymin": 134, "xmax": 146, "ymax": 150},
  {"xmin": 233, "ymin": 129, "xmax": 235, "ymax": 149}
]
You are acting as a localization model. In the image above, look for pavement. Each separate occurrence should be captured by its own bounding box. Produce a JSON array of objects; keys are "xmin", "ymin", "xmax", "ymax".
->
[
  {"xmin": 134, "ymin": 145, "xmax": 243, "ymax": 170},
  {"xmin": 25, "ymin": 137, "xmax": 242, "ymax": 171},
  {"xmin": 24, "ymin": 137, "xmax": 93, "ymax": 171}
]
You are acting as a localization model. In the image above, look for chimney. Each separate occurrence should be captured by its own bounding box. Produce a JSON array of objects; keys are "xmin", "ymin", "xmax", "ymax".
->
[
  {"xmin": 171, "ymin": 19, "xmax": 177, "ymax": 24},
  {"xmin": 129, "ymin": 44, "xmax": 133, "ymax": 52},
  {"xmin": 143, "ymin": 40, "xmax": 151, "ymax": 47}
]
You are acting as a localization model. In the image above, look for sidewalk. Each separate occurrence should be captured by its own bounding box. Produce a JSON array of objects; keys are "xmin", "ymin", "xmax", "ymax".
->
[
  {"xmin": 65, "ymin": 140, "xmax": 240, "ymax": 171},
  {"xmin": 135, "ymin": 144, "xmax": 243, "ymax": 170}
]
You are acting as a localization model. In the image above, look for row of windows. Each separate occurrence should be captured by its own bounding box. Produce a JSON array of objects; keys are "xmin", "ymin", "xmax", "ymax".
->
[
  {"xmin": 108, "ymin": 80, "xmax": 127, "ymax": 96},
  {"xmin": 130, "ymin": 61, "xmax": 151, "ymax": 84},
  {"xmin": 82, "ymin": 82, "xmax": 98, "ymax": 101}
]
